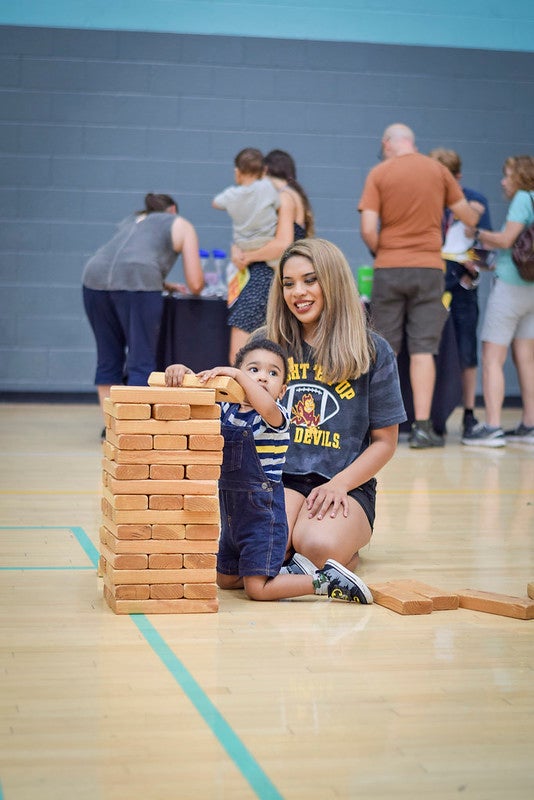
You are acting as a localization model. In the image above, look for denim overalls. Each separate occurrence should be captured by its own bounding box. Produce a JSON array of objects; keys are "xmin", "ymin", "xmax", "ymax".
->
[{"xmin": 217, "ymin": 406, "xmax": 288, "ymax": 578}]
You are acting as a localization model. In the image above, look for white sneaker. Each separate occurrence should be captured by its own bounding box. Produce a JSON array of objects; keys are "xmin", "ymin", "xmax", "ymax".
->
[
  {"xmin": 279, "ymin": 553, "xmax": 318, "ymax": 575},
  {"xmin": 461, "ymin": 423, "xmax": 506, "ymax": 447}
]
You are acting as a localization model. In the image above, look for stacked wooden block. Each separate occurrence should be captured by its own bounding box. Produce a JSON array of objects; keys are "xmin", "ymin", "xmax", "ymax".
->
[{"xmin": 99, "ymin": 375, "xmax": 241, "ymax": 614}]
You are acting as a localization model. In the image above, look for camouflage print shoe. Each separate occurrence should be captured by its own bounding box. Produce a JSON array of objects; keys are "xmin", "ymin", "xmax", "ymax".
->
[{"xmin": 314, "ymin": 559, "xmax": 373, "ymax": 604}]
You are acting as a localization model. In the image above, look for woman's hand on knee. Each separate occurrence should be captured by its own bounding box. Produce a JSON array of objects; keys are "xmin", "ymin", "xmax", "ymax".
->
[{"xmin": 306, "ymin": 480, "xmax": 349, "ymax": 520}]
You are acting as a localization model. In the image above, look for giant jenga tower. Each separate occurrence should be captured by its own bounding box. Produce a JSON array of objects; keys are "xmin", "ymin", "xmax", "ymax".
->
[{"xmin": 99, "ymin": 373, "xmax": 243, "ymax": 614}]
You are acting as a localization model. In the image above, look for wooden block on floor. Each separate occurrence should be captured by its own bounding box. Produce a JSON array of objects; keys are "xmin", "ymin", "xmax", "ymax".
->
[
  {"xmin": 148, "ymin": 371, "xmax": 245, "ymax": 403},
  {"xmin": 368, "ymin": 582, "xmax": 433, "ymax": 615},
  {"xmin": 528, "ymin": 582, "xmax": 534, "ymax": 600},
  {"xmin": 391, "ymin": 579, "xmax": 459, "ymax": 610},
  {"xmin": 457, "ymin": 589, "xmax": 534, "ymax": 619},
  {"xmin": 104, "ymin": 585, "xmax": 218, "ymax": 614},
  {"xmin": 110, "ymin": 385, "xmax": 216, "ymax": 406}
]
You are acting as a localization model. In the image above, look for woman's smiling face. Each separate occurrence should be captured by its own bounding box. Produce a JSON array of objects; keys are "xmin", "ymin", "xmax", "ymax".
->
[{"xmin": 281, "ymin": 255, "xmax": 324, "ymax": 335}]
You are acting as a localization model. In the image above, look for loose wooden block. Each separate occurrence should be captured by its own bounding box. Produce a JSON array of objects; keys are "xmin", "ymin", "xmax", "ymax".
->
[
  {"xmin": 390, "ymin": 579, "xmax": 459, "ymax": 611},
  {"xmin": 368, "ymin": 582, "xmax": 433, "ymax": 615},
  {"xmin": 528, "ymin": 582, "xmax": 534, "ymax": 600},
  {"xmin": 457, "ymin": 589, "xmax": 534, "ymax": 619},
  {"xmin": 152, "ymin": 403, "xmax": 191, "ymax": 420},
  {"xmin": 148, "ymin": 372, "xmax": 245, "ymax": 404},
  {"xmin": 186, "ymin": 464, "xmax": 221, "ymax": 480},
  {"xmin": 110, "ymin": 385, "xmax": 216, "ymax": 405},
  {"xmin": 149, "ymin": 464, "xmax": 185, "ymax": 480},
  {"xmin": 148, "ymin": 554, "xmax": 184, "ymax": 570},
  {"xmin": 102, "ymin": 458, "xmax": 149, "ymax": 480},
  {"xmin": 189, "ymin": 434, "xmax": 225, "ymax": 451},
  {"xmin": 103, "ymin": 585, "xmax": 218, "ymax": 614},
  {"xmin": 104, "ymin": 399, "xmax": 152, "ymax": 420}
]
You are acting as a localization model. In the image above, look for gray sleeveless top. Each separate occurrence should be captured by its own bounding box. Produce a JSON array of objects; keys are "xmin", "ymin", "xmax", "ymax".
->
[{"xmin": 82, "ymin": 212, "xmax": 177, "ymax": 291}]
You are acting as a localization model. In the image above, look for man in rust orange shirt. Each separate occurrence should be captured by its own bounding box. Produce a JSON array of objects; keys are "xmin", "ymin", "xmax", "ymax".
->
[{"xmin": 358, "ymin": 123, "xmax": 484, "ymax": 448}]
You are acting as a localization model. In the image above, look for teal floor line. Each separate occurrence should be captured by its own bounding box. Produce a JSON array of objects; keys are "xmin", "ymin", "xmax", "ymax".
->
[{"xmin": 1, "ymin": 526, "xmax": 284, "ymax": 800}]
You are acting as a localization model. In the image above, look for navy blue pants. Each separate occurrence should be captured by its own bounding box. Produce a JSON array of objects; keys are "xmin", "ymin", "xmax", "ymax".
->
[{"xmin": 83, "ymin": 287, "xmax": 164, "ymax": 385}]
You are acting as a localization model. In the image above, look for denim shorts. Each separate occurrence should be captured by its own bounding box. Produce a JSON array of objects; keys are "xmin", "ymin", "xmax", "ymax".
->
[
  {"xmin": 282, "ymin": 472, "xmax": 376, "ymax": 530},
  {"xmin": 217, "ymin": 480, "xmax": 288, "ymax": 578}
]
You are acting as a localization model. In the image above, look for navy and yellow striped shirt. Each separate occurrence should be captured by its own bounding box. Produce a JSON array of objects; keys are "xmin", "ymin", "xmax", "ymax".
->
[{"xmin": 221, "ymin": 402, "xmax": 290, "ymax": 481}]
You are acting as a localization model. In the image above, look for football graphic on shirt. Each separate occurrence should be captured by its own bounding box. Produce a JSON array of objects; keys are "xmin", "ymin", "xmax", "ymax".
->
[{"xmin": 284, "ymin": 384, "xmax": 340, "ymax": 427}]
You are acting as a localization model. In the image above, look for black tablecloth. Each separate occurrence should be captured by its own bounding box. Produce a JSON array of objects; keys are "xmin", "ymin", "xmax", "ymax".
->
[
  {"xmin": 397, "ymin": 313, "xmax": 462, "ymax": 434},
  {"xmin": 157, "ymin": 296, "xmax": 230, "ymax": 373}
]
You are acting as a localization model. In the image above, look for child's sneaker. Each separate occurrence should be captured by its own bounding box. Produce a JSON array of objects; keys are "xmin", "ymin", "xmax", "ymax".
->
[
  {"xmin": 461, "ymin": 423, "xmax": 506, "ymax": 447},
  {"xmin": 279, "ymin": 553, "xmax": 318, "ymax": 575},
  {"xmin": 504, "ymin": 423, "xmax": 534, "ymax": 444},
  {"xmin": 314, "ymin": 559, "xmax": 373, "ymax": 604}
]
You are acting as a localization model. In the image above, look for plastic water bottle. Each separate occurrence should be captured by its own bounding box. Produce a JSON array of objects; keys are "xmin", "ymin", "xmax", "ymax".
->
[
  {"xmin": 212, "ymin": 249, "xmax": 227, "ymax": 298},
  {"xmin": 200, "ymin": 248, "xmax": 218, "ymax": 296}
]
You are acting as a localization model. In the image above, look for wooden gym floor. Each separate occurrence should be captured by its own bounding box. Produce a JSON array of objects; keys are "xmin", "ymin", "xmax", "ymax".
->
[{"xmin": 0, "ymin": 402, "xmax": 533, "ymax": 800}]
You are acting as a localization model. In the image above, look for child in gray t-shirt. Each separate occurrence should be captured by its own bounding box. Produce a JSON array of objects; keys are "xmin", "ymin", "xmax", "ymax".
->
[{"xmin": 213, "ymin": 147, "xmax": 280, "ymax": 268}]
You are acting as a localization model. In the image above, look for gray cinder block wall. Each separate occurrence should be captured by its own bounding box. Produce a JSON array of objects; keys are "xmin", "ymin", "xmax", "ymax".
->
[{"xmin": 1, "ymin": 25, "xmax": 533, "ymax": 394}]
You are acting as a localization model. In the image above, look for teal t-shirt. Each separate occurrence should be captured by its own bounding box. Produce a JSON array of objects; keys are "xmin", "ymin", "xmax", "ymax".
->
[{"xmin": 495, "ymin": 190, "xmax": 534, "ymax": 286}]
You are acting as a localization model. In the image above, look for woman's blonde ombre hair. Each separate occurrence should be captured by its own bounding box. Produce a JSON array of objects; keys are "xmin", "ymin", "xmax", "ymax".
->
[{"xmin": 265, "ymin": 238, "xmax": 375, "ymax": 383}]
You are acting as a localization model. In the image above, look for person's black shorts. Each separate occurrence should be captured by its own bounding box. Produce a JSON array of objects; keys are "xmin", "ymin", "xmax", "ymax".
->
[{"xmin": 282, "ymin": 472, "xmax": 376, "ymax": 530}]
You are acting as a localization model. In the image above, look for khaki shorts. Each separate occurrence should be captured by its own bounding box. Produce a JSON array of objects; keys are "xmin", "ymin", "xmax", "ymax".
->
[{"xmin": 370, "ymin": 267, "xmax": 447, "ymax": 355}]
